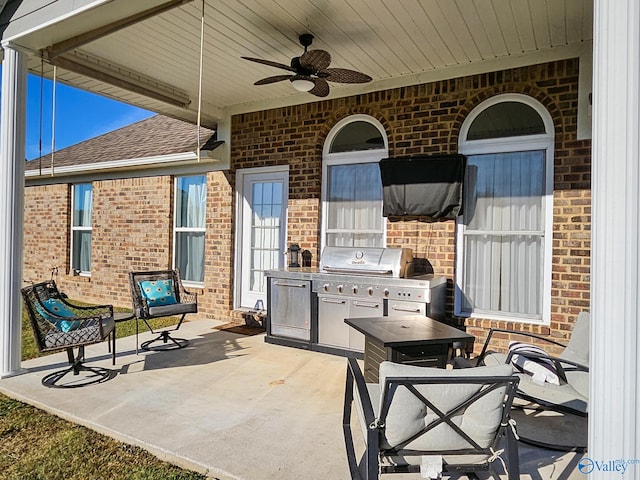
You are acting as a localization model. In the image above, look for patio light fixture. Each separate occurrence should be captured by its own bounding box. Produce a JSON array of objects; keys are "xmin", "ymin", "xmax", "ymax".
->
[{"xmin": 290, "ymin": 76, "xmax": 315, "ymax": 92}]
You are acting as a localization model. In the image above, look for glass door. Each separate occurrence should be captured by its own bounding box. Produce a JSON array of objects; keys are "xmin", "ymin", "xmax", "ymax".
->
[{"xmin": 237, "ymin": 169, "xmax": 288, "ymax": 310}]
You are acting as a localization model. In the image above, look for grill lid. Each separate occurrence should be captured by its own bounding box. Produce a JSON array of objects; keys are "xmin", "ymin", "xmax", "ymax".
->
[{"xmin": 319, "ymin": 246, "xmax": 413, "ymax": 278}]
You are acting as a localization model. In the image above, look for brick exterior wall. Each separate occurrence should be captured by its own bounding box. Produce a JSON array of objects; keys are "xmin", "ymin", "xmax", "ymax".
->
[
  {"xmin": 23, "ymin": 58, "xmax": 591, "ymax": 349},
  {"xmin": 23, "ymin": 184, "xmax": 69, "ymax": 284},
  {"xmin": 23, "ymin": 173, "xmax": 235, "ymax": 322},
  {"xmin": 230, "ymin": 58, "xmax": 591, "ymax": 350}
]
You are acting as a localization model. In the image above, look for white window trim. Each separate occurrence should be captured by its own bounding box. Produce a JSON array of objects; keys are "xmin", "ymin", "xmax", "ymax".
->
[
  {"xmin": 321, "ymin": 115, "xmax": 389, "ymax": 252},
  {"xmin": 455, "ymin": 93, "xmax": 554, "ymax": 324},
  {"xmin": 173, "ymin": 175, "xmax": 207, "ymax": 288},
  {"xmin": 233, "ymin": 165, "xmax": 290, "ymax": 310},
  {"xmin": 70, "ymin": 183, "xmax": 92, "ymax": 276}
]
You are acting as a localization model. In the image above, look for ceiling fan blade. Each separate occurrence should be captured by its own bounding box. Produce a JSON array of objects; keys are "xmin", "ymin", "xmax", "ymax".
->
[
  {"xmin": 309, "ymin": 78, "xmax": 330, "ymax": 97},
  {"xmin": 241, "ymin": 56, "xmax": 296, "ymax": 73},
  {"xmin": 321, "ymin": 68, "xmax": 372, "ymax": 84},
  {"xmin": 300, "ymin": 49, "xmax": 331, "ymax": 72},
  {"xmin": 254, "ymin": 75, "xmax": 294, "ymax": 85}
]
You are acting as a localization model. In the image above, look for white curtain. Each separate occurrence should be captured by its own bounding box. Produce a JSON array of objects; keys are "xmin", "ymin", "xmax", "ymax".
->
[
  {"xmin": 176, "ymin": 177, "xmax": 206, "ymax": 282},
  {"xmin": 326, "ymin": 163, "xmax": 383, "ymax": 247},
  {"xmin": 462, "ymin": 151, "xmax": 544, "ymax": 317}
]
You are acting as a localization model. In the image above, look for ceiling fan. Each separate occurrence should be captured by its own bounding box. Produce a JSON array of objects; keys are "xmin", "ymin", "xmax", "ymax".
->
[{"xmin": 241, "ymin": 34, "xmax": 373, "ymax": 97}]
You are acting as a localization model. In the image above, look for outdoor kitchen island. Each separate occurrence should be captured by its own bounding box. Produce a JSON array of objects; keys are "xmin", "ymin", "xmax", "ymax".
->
[{"xmin": 265, "ymin": 247, "xmax": 449, "ymax": 358}]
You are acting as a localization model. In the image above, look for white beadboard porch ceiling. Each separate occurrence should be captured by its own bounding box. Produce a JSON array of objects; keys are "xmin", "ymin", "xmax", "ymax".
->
[{"xmin": 14, "ymin": 0, "xmax": 593, "ymax": 128}]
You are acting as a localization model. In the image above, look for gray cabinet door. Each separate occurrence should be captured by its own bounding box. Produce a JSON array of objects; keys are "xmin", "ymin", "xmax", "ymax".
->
[{"xmin": 317, "ymin": 296, "xmax": 382, "ymax": 352}]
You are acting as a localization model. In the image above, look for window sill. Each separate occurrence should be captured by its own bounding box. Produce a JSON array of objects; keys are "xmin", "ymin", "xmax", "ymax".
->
[
  {"xmin": 68, "ymin": 274, "xmax": 91, "ymax": 283},
  {"xmin": 456, "ymin": 309, "xmax": 547, "ymax": 326},
  {"xmin": 182, "ymin": 281, "xmax": 205, "ymax": 291}
]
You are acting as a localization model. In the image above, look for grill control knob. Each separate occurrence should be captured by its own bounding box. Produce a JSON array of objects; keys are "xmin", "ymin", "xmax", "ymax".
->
[
  {"xmin": 322, "ymin": 284, "xmax": 330, "ymax": 292},
  {"xmin": 367, "ymin": 287, "xmax": 374, "ymax": 296},
  {"xmin": 337, "ymin": 284, "xmax": 344, "ymax": 293},
  {"xmin": 383, "ymin": 288, "xmax": 390, "ymax": 297},
  {"xmin": 352, "ymin": 285, "xmax": 358, "ymax": 294}
]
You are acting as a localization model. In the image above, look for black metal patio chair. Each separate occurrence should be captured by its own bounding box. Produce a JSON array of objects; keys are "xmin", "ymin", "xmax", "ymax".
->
[
  {"xmin": 343, "ymin": 358, "xmax": 520, "ymax": 479},
  {"xmin": 459, "ymin": 311, "xmax": 590, "ymax": 418},
  {"xmin": 21, "ymin": 280, "xmax": 116, "ymax": 388},
  {"xmin": 128, "ymin": 269, "xmax": 197, "ymax": 352},
  {"xmin": 454, "ymin": 312, "xmax": 590, "ymax": 451}
]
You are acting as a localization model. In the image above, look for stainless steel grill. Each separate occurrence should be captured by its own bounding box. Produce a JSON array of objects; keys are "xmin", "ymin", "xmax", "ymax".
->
[
  {"xmin": 318, "ymin": 246, "xmax": 414, "ymax": 278},
  {"xmin": 265, "ymin": 246, "xmax": 447, "ymax": 356},
  {"xmin": 312, "ymin": 246, "xmax": 446, "ymax": 354},
  {"xmin": 313, "ymin": 247, "xmax": 444, "ymax": 300}
]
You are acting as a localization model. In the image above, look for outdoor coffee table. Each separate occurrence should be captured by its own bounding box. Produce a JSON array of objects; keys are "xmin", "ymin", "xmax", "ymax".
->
[
  {"xmin": 344, "ymin": 315, "xmax": 475, "ymax": 382},
  {"xmin": 114, "ymin": 311, "xmax": 135, "ymax": 323}
]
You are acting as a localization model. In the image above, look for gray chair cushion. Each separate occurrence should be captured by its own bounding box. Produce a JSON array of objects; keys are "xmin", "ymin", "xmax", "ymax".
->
[
  {"xmin": 148, "ymin": 302, "xmax": 197, "ymax": 317},
  {"xmin": 516, "ymin": 375, "xmax": 588, "ymax": 414},
  {"xmin": 378, "ymin": 361, "xmax": 513, "ymax": 451},
  {"xmin": 43, "ymin": 316, "xmax": 114, "ymax": 349},
  {"xmin": 482, "ymin": 352, "xmax": 509, "ymax": 367},
  {"xmin": 559, "ymin": 312, "xmax": 590, "ymax": 399},
  {"xmin": 560, "ymin": 311, "xmax": 590, "ymax": 366},
  {"xmin": 484, "ymin": 355, "xmax": 588, "ymax": 414}
]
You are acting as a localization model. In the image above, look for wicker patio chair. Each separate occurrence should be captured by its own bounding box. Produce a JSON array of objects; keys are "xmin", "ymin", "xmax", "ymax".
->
[
  {"xmin": 21, "ymin": 280, "xmax": 116, "ymax": 388},
  {"xmin": 343, "ymin": 358, "xmax": 520, "ymax": 479},
  {"xmin": 128, "ymin": 269, "xmax": 197, "ymax": 352}
]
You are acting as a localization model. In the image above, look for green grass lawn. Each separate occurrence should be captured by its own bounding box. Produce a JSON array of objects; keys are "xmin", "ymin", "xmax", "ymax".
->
[{"xmin": 0, "ymin": 305, "xmax": 209, "ymax": 480}]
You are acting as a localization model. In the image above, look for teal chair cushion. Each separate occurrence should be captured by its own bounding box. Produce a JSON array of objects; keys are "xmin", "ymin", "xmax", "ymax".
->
[
  {"xmin": 138, "ymin": 280, "xmax": 177, "ymax": 307},
  {"xmin": 37, "ymin": 298, "xmax": 81, "ymax": 332}
]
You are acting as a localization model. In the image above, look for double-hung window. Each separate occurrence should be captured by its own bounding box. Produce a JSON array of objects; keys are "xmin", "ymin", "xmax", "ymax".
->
[
  {"xmin": 456, "ymin": 95, "xmax": 554, "ymax": 323},
  {"xmin": 71, "ymin": 183, "xmax": 93, "ymax": 275},
  {"xmin": 174, "ymin": 175, "xmax": 206, "ymax": 284},
  {"xmin": 322, "ymin": 116, "xmax": 388, "ymax": 248}
]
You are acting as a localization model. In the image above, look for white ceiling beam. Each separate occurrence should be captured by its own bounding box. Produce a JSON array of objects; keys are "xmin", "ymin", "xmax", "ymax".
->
[
  {"xmin": 45, "ymin": 0, "xmax": 194, "ymax": 59},
  {"xmin": 50, "ymin": 50, "xmax": 191, "ymax": 109}
]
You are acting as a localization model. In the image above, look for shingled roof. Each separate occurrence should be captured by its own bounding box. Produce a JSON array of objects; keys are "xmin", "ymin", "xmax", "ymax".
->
[{"xmin": 26, "ymin": 114, "xmax": 219, "ymax": 171}]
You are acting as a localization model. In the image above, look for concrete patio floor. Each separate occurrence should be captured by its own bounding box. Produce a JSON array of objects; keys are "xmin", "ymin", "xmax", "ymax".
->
[{"xmin": 0, "ymin": 319, "xmax": 585, "ymax": 479}]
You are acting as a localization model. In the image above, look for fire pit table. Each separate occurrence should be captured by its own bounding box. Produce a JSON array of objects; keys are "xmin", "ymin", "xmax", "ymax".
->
[{"xmin": 344, "ymin": 315, "xmax": 475, "ymax": 382}]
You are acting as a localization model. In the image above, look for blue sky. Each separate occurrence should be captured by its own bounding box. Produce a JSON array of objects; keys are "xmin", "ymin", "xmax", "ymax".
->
[{"xmin": 20, "ymin": 71, "xmax": 154, "ymax": 160}]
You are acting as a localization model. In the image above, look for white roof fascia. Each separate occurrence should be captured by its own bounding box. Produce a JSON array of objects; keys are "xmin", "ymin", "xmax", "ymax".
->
[
  {"xmin": 1, "ymin": 0, "xmax": 112, "ymax": 46},
  {"xmin": 24, "ymin": 149, "xmax": 225, "ymax": 179}
]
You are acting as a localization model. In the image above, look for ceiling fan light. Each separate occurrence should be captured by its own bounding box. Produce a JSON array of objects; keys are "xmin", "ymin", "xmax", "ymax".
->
[{"xmin": 290, "ymin": 76, "xmax": 315, "ymax": 92}]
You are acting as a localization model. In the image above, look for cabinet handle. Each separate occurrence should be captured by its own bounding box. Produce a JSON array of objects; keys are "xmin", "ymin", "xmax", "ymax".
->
[
  {"xmin": 273, "ymin": 281, "xmax": 307, "ymax": 288},
  {"xmin": 391, "ymin": 304, "xmax": 422, "ymax": 313},
  {"xmin": 320, "ymin": 298, "xmax": 346, "ymax": 305},
  {"xmin": 353, "ymin": 301, "xmax": 380, "ymax": 308}
]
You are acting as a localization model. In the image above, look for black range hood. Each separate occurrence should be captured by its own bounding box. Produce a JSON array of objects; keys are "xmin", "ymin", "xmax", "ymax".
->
[{"xmin": 379, "ymin": 154, "xmax": 466, "ymax": 221}]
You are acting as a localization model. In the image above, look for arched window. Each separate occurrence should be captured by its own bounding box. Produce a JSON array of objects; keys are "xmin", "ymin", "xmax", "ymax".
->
[
  {"xmin": 456, "ymin": 94, "xmax": 554, "ymax": 324},
  {"xmin": 321, "ymin": 115, "xmax": 388, "ymax": 248}
]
